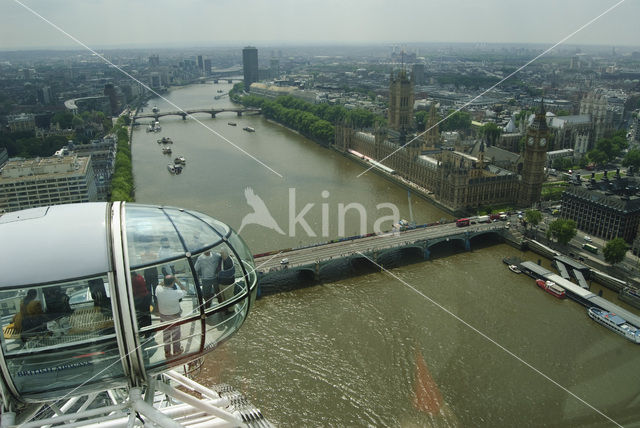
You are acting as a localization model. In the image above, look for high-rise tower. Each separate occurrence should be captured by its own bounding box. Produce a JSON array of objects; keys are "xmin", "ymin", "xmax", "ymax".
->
[
  {"xmin": 242, "ymin": 46, "xmax": 259, "ymax": 90},
  {"xmin": 388, "ymin": 69, "xmax": 414, "ymax": 132},
  {"xmin": 518, "ymin": 101, "xmax": 549, "ymax": 207}
]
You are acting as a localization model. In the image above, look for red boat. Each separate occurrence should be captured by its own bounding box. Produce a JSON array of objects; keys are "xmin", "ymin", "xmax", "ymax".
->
[{"xmin": 536, "ymin": 279, "xmax": 566, "ymax": 299}]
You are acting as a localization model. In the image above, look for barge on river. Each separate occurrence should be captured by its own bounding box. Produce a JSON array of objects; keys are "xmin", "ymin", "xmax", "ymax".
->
[{"xmin": 588, "ymin": 307, "xmax": 640, "ymax": 344}]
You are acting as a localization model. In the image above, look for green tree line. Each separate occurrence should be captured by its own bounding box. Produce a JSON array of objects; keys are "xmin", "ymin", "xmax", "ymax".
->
[
  {"xmin": 0, "ymin": 132, "xmax": 68, "ymax": 158},
  {"xmin": 585, "ymin": 130, "xmax": 628, "ymax": 168},
  {"xmin": 232, "ymin": 83, "xmax": 386, "ymax": 145},
  {"xmin": 110, "ymin": 117, "xmax": 134, "ymax": 202}
]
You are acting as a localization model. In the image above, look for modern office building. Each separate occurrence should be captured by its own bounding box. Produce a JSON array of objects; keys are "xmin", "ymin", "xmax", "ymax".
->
[
  {"xmin": 55, "ymin": 135, "xmax": 117, "ymax": 201},
  {"xmin": 0, "ymin": 155, "xmax": 97, "ymax": 213},
  {"xmin": 269, "ymin": 58, "xmax": 280, "ymax": 79},
  {"xmin": 242, "ymin": 46, "xmax": 259, "ymax": 90},
  {"xmin": 411, "ymin": 63, "xmax": 425, "ymax": 85}
]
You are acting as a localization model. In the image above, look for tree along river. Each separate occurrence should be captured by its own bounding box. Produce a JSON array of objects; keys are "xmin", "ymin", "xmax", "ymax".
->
[{"xmin": 132, "ymin": 83, "xmax": 640, "ymax": 427}]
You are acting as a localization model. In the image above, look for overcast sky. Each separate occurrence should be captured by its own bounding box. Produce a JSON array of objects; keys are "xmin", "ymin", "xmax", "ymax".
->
[{"xmin": 1, "ymin": 0, "xmax": 638, "ymax": 50}]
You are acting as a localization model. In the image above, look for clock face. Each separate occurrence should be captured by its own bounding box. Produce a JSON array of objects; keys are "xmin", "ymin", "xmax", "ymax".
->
[
  {"xmin": 528, "ymin": 137, "xmax": 534, "ymax": 146},
  {"xmin": 540, "ymin": 138, "xmax": 547, "ymax": 147}
]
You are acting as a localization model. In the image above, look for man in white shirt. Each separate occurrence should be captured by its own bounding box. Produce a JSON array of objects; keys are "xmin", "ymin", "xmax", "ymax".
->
[{"xmin": 156, "ymin": 275, "xmax": 186, "ymax": 358}]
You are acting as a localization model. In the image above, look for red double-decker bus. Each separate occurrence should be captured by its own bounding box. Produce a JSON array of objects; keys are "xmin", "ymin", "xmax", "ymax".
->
[{"xmin": 456, "ymin": 218, "xmax": 470, "ymax": 227}]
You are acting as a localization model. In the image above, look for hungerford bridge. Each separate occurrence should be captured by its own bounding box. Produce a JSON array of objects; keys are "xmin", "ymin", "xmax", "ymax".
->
[
  {"xmin": 133, "ymin": 107, "xmax": 261, "ymax": 122},
  {"xmin": 255, "ymin": 221, "xmax": 509, "ymax": 290}
]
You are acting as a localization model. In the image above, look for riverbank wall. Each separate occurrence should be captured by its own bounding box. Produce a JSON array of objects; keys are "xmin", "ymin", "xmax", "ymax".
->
[{"xmin": 332, "ymin": 149, "xmax": 460, "ymax": 217}]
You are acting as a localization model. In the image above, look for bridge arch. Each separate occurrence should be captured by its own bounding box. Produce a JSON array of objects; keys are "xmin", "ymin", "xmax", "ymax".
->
[{"xmin": 132, "ymin": 108, "xmax": 261, "ymax": 123}]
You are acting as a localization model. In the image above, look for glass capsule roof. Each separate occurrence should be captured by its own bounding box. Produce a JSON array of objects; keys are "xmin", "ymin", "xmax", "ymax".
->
[{"xmin": 0, "ymin": 203, "xmax": 235, "ymax": 287}]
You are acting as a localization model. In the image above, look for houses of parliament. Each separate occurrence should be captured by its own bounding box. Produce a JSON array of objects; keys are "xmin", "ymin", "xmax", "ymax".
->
[{"xmin": 334, "ymin": 69, "xmax": 548, "ymax": 215}]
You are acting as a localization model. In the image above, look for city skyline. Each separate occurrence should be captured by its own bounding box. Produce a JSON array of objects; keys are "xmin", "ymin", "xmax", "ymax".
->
[{"xmin": 1, "ymin": 0, "xmax": 639, "ymax": 50}]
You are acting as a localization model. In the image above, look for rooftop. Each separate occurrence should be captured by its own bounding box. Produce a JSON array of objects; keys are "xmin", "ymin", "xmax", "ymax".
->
[
  {"xmin": 0, "ymin": 155, "xmax": 91, "ymax": 182},
  {"xmin": 563, "ymin": 173, "xmax": 640, "ymax": 214}
]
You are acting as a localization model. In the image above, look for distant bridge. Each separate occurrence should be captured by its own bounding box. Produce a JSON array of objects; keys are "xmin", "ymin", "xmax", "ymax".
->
[
  {"xmin": 212, "ymin": 78, "xmax": 243, "ymax": 84},
  {"xmin": 255, "ymin": 221, "xmax": 508, "ymax": 292},
  {"xmin": 133, "ymin": 108, "xmax": 261, "ymax": 122}
]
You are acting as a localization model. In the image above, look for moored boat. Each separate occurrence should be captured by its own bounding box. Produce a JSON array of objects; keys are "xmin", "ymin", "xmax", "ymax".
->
[
  {"xmin": 536, "ymin": 279, "xmax": 566, "ymax": 298},
  {"xmin": 162, "ymin": 147, "xmax": 172, "ymax": 155},
  {"xmin": 167, "ymin": 164, "xmax": 175, "ymax": 173},
  {"xmin": 243, "ymin": 126, "xmax": 255, "ymax": 132},
  {"xmin": 157, "ymin": 137, "xmax": 173, "ymax": 144},
  {"xmin": 174, "ymin": 156, "xmax": 186, "ymax": 164},
  {"xmin": 508, "ymin": 264, "xmax": 521, "ymax": 274},
  {"xmin": 588, "ymin": 307, "xmax": 640, "ymax": 343},
  {"xmin": 228, "ymin": 121, "xmax": 237, "ymax": 126}
]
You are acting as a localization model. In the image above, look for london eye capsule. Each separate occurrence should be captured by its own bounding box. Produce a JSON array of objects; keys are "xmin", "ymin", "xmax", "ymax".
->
[{"xmin": 0, "ymin": 202, "xmax": 257, "ymax": 403}]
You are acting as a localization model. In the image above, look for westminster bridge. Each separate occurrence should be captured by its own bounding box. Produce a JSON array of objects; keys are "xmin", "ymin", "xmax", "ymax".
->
[{"xmin": 255, "ymin": 221, "xmax": 509, "ymax": 294}]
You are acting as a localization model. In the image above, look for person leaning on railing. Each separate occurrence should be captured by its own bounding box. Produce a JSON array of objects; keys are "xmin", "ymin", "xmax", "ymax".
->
[{"xmin": 156, "ymin": 274, "xmax": 186, "ymax": 358}]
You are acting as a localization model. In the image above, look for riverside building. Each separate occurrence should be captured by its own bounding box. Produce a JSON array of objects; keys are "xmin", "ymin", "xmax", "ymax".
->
[
  {"xmin": 243, "ymin": 46, "xmax": 259, "ymax": 89},
  {"xmin": 334, "ymin": 78, "xmax": 547, "ymax": 214},
  {"xmin": 54, "ymin": 136, "xmax": 117, "ymax": 201},
  {"xmin": 0, "ymin": 155, "xmax": 97, "ymax": 213},
  {"xmin": 561, "ymin": 171, "xmax": 640, "ymax": 243}
]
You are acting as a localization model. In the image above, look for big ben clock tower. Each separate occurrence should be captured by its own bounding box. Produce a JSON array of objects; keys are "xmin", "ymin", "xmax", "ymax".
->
[{"xmin": 518, "ymin": 101, "xmax": 549, "ymax": 207}]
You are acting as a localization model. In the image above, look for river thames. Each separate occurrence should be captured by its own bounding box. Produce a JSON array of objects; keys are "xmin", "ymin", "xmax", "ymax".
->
[{"xmin": 132, "ymin": 83, "xmax": 640, "ymax": 427}]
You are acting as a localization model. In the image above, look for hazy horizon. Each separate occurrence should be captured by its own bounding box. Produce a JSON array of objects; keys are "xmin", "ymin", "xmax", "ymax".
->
[{"xmin": 1, "ymin": 0, "xmax": 638, "ymax": 51}]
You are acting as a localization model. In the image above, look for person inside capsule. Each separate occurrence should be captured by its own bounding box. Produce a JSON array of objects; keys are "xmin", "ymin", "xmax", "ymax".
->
[{"xmin": 0, "ymin": 203, "xmax": 257, "ymax": 401}]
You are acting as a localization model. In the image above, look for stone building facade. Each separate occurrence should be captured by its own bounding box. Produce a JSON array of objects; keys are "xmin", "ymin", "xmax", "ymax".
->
[
  {"xmin": 0, "ymin": 155, "xmax": 97, "ymax": 213},
  {"xmin": 561, "ymin": 172, "xmax": 640, "ymax": 243},
  {"xmin": 547, "ymin": 114, "xmax": 592, "ymax": 158},
  {"xmin": 335, "ymin": 123, "xmax": 519, "ymax": 214},
  {"xmin": 518, "ymin": 104, "xmax": 549, "ymax": 207},
  {"xmin": 388, "ymin": 69, "xmax": 414, "ymax": 132}
]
